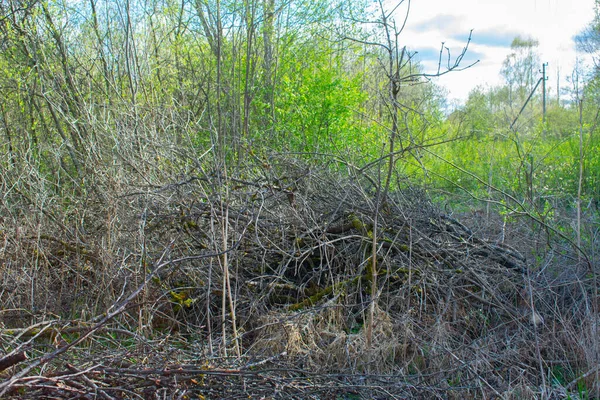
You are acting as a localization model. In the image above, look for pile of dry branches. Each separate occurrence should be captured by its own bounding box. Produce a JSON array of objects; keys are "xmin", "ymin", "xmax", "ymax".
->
[{"xmin": 1, "ymin": 156, "xmax": 597, "ymax": 398}]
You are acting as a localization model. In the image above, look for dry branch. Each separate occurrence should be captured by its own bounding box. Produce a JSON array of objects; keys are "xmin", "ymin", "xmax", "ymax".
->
[{"xmin": 0, "ymin": 352, "xmax": 27, "ymax": 373}]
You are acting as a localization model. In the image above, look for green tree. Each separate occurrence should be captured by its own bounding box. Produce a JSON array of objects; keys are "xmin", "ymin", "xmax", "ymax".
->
[
  {"xmin": 458, "ymin": 86, "xmax": 497, "ymax": 137},
  {"xmin": 500, "ymin": 36, "xmax": 542, "ymax": 132},
  {"xmin": 501, "ymin": 36, "xmax": 540, "ymax": 95}
]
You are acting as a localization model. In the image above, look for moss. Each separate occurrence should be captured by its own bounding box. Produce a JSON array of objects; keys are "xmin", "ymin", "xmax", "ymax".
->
[
  {"xmin": 349, "ymin": 213, "xmax": 372, "ymax": 233},
  {"xmin": 169, "ymin": 289, "xmax": 194, "ymax": 310},
  {"xmin": 288, "ymin": 285, "xmax": 333, "ymax": 311},
  {"xmin": 397, "ymin": 243, "xmax": 410, "ymax": 252},
  {"xmin": 182, "ymin": 219, "xmax": 198, "ymax": 230},
  {"xmin": 287, "ymin": 276, "xmax": 360, "ymax": 311},
  {"xmin": 364, "ymin": 256, "xmax": 376, "ymax": 282},
  {"xmin": 350, "ymin": 214, "xmax": 364, "ymax": 231}
]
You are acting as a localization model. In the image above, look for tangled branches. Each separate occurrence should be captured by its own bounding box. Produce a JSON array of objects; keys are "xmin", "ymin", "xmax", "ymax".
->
[{"xmin": 0, "ymin": 156, "xmax": 596, "ymax": 398}]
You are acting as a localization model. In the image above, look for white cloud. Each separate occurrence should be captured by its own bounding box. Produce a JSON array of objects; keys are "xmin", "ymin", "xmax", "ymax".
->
[{"xmin": 391, "ymin": 0, "xmax": 596, "ymax": 104}]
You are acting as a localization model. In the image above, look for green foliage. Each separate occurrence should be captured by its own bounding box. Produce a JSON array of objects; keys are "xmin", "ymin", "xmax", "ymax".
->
[
  {"xmin": 424, "ymin": 123, "xmax": 599, "ymax": 201},
  {"xmin": 545, "ymin": 103, "xmax": 579, "ymax": 138},
  {"xmin": 0, "ymin": 0, "xmax": 596, "ymax": 235},
  {"xmin": 459, "ymin": 87, "xmax": 496, "ymax": 137},
  {"xmin": 274, "ymin": 56, "xmax": 371, "ymax": 156},
  {"xmin": 501, "ymin": 35, "xmax": 540, "ymax": 94}
]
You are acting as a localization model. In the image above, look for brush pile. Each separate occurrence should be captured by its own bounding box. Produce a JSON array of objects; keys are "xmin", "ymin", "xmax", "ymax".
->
[{"xmin": 1, "ymin": 156, "xmax": 595, "ymax": 399}]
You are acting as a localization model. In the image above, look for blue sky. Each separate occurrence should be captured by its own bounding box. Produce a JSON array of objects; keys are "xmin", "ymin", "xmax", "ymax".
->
[{"xmin": 393, "ymin": 0, "xmax": 596, "ymax": 105}]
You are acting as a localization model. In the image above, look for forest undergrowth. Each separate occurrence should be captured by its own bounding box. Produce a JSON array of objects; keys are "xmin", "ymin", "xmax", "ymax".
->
[{"xmin": 1, "ymin": 147, "xmax": 598, "ymax": 399}]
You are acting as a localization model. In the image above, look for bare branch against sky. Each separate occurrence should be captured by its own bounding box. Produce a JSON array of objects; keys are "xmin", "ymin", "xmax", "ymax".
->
[{"xmin": 397, "ymin": 0, "xmax": 595, "ymax": 104}]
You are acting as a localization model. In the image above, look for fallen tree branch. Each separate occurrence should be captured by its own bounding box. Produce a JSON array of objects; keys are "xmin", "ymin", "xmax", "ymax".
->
[{"xmin": 0, "ymin": 352, "xmax": 27, "ymax": 373}]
